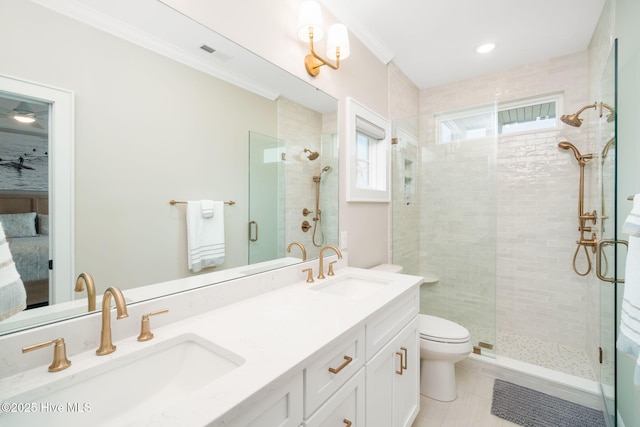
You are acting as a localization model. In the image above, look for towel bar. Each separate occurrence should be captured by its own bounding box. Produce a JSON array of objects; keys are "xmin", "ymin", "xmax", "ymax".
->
[{"xmin": 169, "ymin": 199, "xmax": 235, "ymax": 206}]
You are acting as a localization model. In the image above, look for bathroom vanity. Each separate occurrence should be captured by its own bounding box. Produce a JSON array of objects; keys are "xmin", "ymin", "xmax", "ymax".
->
[{"xmin": 0, "ymin": 262, "xmax": 422, "ymax": 426}]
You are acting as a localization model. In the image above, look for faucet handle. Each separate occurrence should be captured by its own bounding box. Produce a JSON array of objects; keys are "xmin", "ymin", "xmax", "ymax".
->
[
  {"xmin": 22, "ymin": 337, "xmax": 71, "ymax": 372},
  {"xmin": 137, "ymin": 309, "xmax": 169, "ymax": 342},
  {"xmin": 328, "ymin": 260, "xmax": 337, "ymax": 276},
  {"xmin": 302, "ymin": 268, "xmax": 314, "ymax": 283}
]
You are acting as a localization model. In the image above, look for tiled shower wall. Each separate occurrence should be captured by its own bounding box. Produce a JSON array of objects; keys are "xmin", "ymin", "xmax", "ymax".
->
[
  {"xmin": 277, "ymin": 98, "xmax": 338, "ymax": 261},
  {"xmin": 417, "ymin": 51, "xmax": 593, "ymax": 351},
  {"xmin": 389, "ymin": 62, "xmax": 421, "ymax": 276}
]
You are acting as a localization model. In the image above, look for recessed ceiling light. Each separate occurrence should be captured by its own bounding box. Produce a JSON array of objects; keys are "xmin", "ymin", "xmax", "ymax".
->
[{"xmin": 475, "ymin": 43, "xmax": 496, "ymax": 54}]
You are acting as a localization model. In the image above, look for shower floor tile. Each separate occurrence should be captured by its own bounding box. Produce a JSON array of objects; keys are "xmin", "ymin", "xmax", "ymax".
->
[
  {"xmin": 466, "ymin": 327, "xmax": 596, "ymax": 380},
  {"xmin": 496, "ymin": 331, "xmax": 596, "ymax": 380}
]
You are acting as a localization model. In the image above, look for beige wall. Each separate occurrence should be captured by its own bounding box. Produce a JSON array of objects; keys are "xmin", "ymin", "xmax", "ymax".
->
[{"xmin": 0, "ymin": 1, "xmax": 278, "ymax": 290}]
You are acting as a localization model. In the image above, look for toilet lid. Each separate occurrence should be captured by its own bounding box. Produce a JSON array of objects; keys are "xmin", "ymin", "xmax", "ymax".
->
[{"xmin": 419, "ymin": 314, "xmax": 470, "ymax": 343}]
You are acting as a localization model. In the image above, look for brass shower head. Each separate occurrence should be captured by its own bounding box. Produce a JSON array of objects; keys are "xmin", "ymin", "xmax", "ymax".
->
[
  {"xmin": 560, "ymin": 102, "xmax": 598, "ymax": 127},
  {"xmin": 304, "ymin": 148, "xmax": 319, "ymax": 160}
]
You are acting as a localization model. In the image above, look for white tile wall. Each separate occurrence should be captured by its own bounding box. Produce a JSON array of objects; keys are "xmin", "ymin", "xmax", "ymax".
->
[
  {"xmin": 415, "ymin": 52, "xmax": 593, "ymax": 352},
  {"xmin": 277, "ymin": 98, "xmax": 338, "ymax": 260},
  {"xmin": 389, "ymin": 62, "xmax": 421, "ymax": 276}
]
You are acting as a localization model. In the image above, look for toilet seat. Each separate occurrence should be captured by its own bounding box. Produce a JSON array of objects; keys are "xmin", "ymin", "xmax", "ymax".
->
[{"xmin": 419, "ymin": 314, "xmax": 470, "ymax": 344}]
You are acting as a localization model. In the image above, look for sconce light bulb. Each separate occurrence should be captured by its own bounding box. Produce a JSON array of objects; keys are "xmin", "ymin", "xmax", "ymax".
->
[
  {"xmin": 326, "ymin": 23, "xmax": 350, "ymax": 60},
  {"xmin": 298, "ymin": 0, "xmax": 324, "ymax": 42}
]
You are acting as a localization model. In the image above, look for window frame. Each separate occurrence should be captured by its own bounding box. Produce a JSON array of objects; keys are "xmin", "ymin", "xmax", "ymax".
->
[
  {"xmin": 435, "ymin": 93, "xmax": 563, "ymax": 144},
  {"xmin": 345, "ymin": 97, "xmax": 390, "ymax": 203}
]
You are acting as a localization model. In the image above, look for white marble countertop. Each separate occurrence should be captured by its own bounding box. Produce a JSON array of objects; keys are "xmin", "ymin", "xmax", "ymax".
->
[{"xmin": 0, "ymin": 266, "xmax": 422, "ymax": 426}]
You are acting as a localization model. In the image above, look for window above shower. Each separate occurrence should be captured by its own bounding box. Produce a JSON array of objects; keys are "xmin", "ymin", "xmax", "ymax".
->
[{"xmin": 436, "ymin": 93, "xmax": 562, "ymax": 144}]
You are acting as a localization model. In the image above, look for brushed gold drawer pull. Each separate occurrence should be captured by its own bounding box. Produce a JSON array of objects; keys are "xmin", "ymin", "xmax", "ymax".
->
[
  {"xmin": 401, "ymin": 346, "xmax": 408, "ymax": 370},
  {"xmin": 328, "ymin": 355, "xmax": 353, "ymax": 374},
  {"xmin": 396, "ymin": 351, "xmax": 404, "ymax": 375},
  {"xmin": 343, "ymin": 419, "xmax": 352, "ymax": 427}
]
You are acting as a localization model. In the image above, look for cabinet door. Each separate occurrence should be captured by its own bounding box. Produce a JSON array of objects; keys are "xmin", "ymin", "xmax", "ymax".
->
[
  {"xmin": 365, "ymin": 316, "xmax": 419, "ymax": 427},
  {"xmin": 394, "ymin": 317, "xmax": 419, "ymax": 427},
  {"xmin": 228, "ymin": 372, "xmax": 303, "ymax": 427},
  {"xmin": 304, "ymin": 369, "xmax": 365, "ymax": 427}
]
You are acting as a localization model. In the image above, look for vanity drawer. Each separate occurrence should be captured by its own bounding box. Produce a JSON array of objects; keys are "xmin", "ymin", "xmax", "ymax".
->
[
  {"xmin": 304, "ymin": 368, "xmax": 365, "ymax": 427},
  {"xmin": 304, "ymin": 327, "xmax": 365, "ymax": 417},
  {"xmin": 366, "ymin": 288, "xmax": 419, "ymax": 360}
]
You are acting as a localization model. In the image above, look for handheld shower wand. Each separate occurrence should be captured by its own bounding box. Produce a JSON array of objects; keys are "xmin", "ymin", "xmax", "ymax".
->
[
  {"xmin": 558, "ymin": 141, "xmax": 597, "ymax": 276},
  {"xmin": 311, "ymin": 166, "xmax": 331, "ymax": 247}
]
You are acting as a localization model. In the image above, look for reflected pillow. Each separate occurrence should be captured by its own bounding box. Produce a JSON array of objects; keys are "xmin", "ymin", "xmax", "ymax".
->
[
  {"xmin": 37, "ymin": 214, "xmax": 49, "ymax": 235},
  {"xmin": 0, "ymin": 212, "xmax": 37, "ymax": 238}
]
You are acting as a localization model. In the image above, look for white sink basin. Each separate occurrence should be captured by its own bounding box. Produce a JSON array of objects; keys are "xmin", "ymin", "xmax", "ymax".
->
[
  {"xmin": 1, "ymin": 333, "xmax": 244, "ymax": 426},
  {"xmin": 309, "ymin": 275, "xmax": 392, "ymax": 299}
]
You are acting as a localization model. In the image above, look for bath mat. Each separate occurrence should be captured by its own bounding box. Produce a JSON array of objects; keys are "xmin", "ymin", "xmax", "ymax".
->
[{"xmin": 490, "ymin": 379, "xmax": 606, "ymax": 427}]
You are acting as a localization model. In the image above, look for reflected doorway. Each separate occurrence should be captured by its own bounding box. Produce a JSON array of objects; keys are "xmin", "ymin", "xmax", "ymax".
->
[
  {"xmin": 0, "ymin": 74, "xmax": 74, "ymax": 308},
  {"xmin": 0, "ymin": 94, "xmax": 50, "ymax": 308}
]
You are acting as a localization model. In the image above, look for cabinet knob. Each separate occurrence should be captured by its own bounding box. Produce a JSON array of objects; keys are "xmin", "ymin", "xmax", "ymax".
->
[
  {"xmin": 343, "ymin": 419, "xmax": 352, "ymax": 427},
  {"xmin": 396, "ymin": 347, "xmax": 408, "ymax": 375},
  {"xmin": 396, "ymin": 351, "xmax": 404, "ymax": 375},
  {"xmin": 401, "ymin": 346, "xmax": 408, "ymax": 370},
  {"xmin": 328, "ymin": 355, "xmax": 353, "ymax": 374}
]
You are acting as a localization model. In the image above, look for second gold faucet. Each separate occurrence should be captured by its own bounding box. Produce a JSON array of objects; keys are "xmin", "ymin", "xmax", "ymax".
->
[{"xmin": 96, "ymin": 287, "xmax": 128, "ymax": 356}]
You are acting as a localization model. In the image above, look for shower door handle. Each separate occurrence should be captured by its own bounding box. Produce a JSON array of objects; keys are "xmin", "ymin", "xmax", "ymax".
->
[
  {"xmin": 596, "ymin": 239, "xmax": 627, "ymax": 283},
  {"xmin": 249, "ymin": 221, "xmax": 258, "ymax": 242}
]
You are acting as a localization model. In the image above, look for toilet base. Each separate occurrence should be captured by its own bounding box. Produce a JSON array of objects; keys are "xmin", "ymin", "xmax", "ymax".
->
[{"xmin": 420, "ymin": 359, "xmax": 458, "ymax": 401}]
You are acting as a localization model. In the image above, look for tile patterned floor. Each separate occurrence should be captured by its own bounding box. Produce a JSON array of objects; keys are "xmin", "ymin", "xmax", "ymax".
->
[
  {"xmin": 411, "ymin": 367, "xmax": 520, "ymax": 427},
  {"xmin": 411, "ymin": 330, "xmax": 600, "ymax": 426}
]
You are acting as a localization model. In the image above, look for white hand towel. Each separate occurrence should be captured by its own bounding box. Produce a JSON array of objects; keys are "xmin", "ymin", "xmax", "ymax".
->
[
  {"xmin": 617, "ymin": 194, "xmax": 640, "ymax": 388},
  {"xmin": 201, "ymin": 199, "xmax": 215, "ymax": 218},
  {"xmin": 0, "ymin": 224, "xmax": 27, "ymax": 321},
  {"xmin": 186, "ymin": 201, "xmax": 225, "ymax": 273}
]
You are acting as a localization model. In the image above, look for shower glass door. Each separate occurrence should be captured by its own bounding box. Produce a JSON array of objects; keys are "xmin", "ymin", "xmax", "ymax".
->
[
  {"xmin": 598, "ymin": 40, "xmax": 617, "ymax": 427},
  {"xmin": 248, "ymin": 131, "xmax": 284, "ymax": 264},
  {"xmin": 397, "ymin": 102, "xmax": 498, "ymax": 355}
]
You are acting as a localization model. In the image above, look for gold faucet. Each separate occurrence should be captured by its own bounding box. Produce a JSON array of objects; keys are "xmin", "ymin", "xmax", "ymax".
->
[
  {"xmin": 287, "ymin": 241, "xmax": 307, "ymax": 261},
  {"xmin": 74, "ymin": 272, "xmax": 96, "ymax": 312},
  {"xmin": 96, "ymin": 287, "xmax": 129, "ymax": 356},
  {"xmin": 318, "ymin": 245, "xmax": 343, "ymax": 279}
]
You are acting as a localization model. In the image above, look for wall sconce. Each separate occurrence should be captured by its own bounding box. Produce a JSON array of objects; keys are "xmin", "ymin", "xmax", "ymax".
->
[{"xmin": 297, "ymin": 0, "xmax": 350, "ymax": 77}]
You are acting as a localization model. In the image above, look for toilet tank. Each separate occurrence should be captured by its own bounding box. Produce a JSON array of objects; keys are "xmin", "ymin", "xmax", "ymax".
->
[{"xmin": 370, "ymin": 264, "xmax": 403, "ymax": 273}]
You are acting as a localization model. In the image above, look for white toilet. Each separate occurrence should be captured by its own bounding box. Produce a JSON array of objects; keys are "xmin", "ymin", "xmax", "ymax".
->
[
  {"xmin": 418, "ymin": 314, "xmax": 472, "ymax": 401},
  {"xmin": 370, "ymin": 264, "xmax": 472, "ymax": 402}
]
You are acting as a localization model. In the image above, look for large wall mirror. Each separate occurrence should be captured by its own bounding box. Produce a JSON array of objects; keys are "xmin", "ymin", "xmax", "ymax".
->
[{"xmin": 0, "ymin": 0, "xmax": 338, "ymax": 334}]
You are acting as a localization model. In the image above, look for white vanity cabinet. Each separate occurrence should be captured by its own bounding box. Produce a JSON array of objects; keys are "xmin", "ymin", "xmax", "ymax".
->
[
  {"xmin": 227, "ymin": 372, "xmax": 304, "ymax": 427},
  {"xmin": 365, "ymin": 317, "xmax": 420, "ymax": 427},
  {"xmin": 304, "ymin": 368, "xmax": 366, "ymax": 427},
  {"xmin": 365, "ymin": 288, "xmax": 420, "ymax": 427}
]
